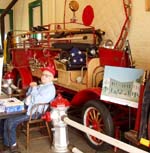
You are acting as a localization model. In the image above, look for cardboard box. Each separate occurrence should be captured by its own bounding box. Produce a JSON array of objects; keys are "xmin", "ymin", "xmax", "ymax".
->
[
  {"xmin": 0, "ymin": 98, "xmax": 24, "ymax": 113},
  {"xmin": 0, "ymin": 104, "xmax": 5, "ymax": 113}
]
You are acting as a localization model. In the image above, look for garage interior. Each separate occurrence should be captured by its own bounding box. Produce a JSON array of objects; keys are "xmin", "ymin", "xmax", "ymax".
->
[{"xmin": 0, "ymin": 0, "xmax": 150, "ymax": 153}]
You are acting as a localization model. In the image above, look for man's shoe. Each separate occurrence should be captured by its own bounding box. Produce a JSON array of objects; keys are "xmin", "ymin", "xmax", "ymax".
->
[
  {"xmin": 10, "ymin": 145, "xmax": 21, "ymax": 153},
  {"xmin": 10, "ymin": 145, "xmax": 18, "ymax": 151}
]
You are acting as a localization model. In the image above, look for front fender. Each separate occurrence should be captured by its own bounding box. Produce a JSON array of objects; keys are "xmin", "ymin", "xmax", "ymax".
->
[
  {"xmin": 12, "ymin": 67, "xmax": 33, "ymax": 89},
  {"xmin": 70, "ymin": 87, "xmax": 102, "ymax": 106}
]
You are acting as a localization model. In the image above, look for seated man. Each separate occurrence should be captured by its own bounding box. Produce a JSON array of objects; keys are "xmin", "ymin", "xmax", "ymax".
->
[{"xmin": 2, "ymin": 66, "xmax": 56, "ymax": 151}]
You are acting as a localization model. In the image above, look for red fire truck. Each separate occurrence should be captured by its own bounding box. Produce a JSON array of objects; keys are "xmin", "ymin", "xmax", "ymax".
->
[{"xmin": 2, "ymin": 20, "xmax": 150, "ymax": 151}]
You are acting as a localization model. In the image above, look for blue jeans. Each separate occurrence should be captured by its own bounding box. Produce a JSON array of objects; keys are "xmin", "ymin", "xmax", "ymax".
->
[
  {"xmin": 4, "ymin": 114, "xmax": 29, "ymax": 146},
  {"xmin": 0, "ymin": 119, "xmax": 4, "ymax": 137}
]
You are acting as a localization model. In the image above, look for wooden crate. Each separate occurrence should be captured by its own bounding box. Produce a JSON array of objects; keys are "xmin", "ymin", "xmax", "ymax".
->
[
  {"xmin": 57, "ymin": 69, "xmax": 81, "ymax": 85},
  {"xmin": 57, "ymin": 69, "xmax": 70, "ymax": 85},
  {"xmin": 54, "ymin": 60, "xmax": 66, "ymax": 70}
]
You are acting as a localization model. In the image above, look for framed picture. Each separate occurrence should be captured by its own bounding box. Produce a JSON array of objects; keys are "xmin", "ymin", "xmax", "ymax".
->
[{"xmin": 100, "ymin": 66, "xmax": 144, "ymax": 108}]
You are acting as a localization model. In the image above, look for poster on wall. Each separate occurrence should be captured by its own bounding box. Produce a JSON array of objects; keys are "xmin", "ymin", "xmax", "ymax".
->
[
  {"xmin": 100, "ymin": 66, "xmax": 144, "ymax": 108},
  {"xmin": 0, "ymin": 57, "xmax": 3, "ymax": 95}
]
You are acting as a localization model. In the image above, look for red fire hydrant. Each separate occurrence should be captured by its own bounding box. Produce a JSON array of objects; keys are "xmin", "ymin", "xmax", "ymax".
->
[
  {"xmin": 42, "ymin": 94, "xmax": 71, "ymax": 152},
  {"xmin": 2, "ymin": 72, "xmax": 14, "ymax": 95}
]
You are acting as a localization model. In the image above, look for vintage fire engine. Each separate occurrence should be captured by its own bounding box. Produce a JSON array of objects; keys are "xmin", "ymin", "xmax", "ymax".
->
[
  {"xmin": 2, "ymin": 0, "xmax": 150, "ymax": 152},
  {"xmin": 2, "ymin": 24, "xmax": 149, "ymax": 151}
]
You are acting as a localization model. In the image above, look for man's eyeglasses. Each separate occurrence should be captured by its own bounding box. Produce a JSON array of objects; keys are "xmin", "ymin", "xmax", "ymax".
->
[{"xmin": 42, "ymin": 73, "xmax": 52, "ymax": 78}]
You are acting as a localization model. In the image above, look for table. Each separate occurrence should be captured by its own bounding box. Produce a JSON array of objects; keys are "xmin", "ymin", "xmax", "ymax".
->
[
  {"xmin": 0, "ymin": 94, "xmax": 26, "ymax": 152},
  {"xmin": 0, "ymin": 95, "xmax": 26, "ymax": 119},
  {"xmin": 0, "ymin": 110, "xmax": 26, "ymax": 119}
]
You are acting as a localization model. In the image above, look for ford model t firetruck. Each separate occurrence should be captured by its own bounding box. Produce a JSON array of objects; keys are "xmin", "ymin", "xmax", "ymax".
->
[{"xmin": 1, "ymin": 1, "xmax": 150, "ymax": 152}]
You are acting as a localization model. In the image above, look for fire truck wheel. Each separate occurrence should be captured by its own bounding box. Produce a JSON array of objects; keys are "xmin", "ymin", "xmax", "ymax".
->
[{"xmin": 82, "ymin": 100, "xmax": 114, "ymax": 150}]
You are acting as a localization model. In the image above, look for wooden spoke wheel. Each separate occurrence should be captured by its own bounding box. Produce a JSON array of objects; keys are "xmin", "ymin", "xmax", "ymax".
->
[{"xmin": 82, "ymin": 100, "xmax": 114, "ymax": 150}]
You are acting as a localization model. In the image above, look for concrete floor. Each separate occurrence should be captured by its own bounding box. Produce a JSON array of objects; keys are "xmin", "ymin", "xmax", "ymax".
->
[
  {"xmin": 0, "ymin": 126, "xmax": 128, "ymax": 153},
  {"xmin": 1, "ymin": 125, "xmax": 148, "ymax": 153}
]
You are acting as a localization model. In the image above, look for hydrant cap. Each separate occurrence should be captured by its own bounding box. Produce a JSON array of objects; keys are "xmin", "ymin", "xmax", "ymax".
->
[{"xmin": 51, "ymin": 94, "xmax": 71, "ymax": 107}]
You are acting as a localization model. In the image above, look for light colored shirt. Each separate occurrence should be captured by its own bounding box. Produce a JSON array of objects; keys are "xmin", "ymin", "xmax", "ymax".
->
[{"xmin": 24, "ymin": 82, "xmax": 56, "ymax": 116}]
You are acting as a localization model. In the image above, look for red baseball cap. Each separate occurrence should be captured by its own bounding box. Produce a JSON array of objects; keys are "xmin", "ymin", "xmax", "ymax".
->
[{"xmin": 41, "ymin": 66, "xmax": 56, "ymax": 77}]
